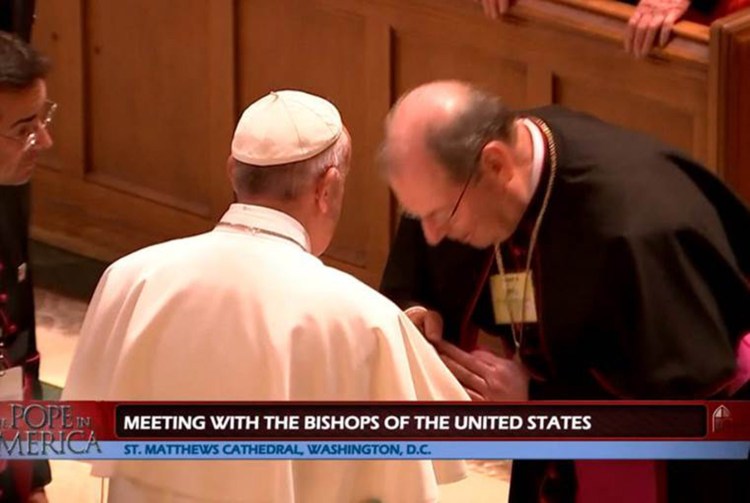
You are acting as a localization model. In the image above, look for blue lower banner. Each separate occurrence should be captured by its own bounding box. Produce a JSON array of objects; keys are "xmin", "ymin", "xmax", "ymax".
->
[{"xmin": 2, "ymin": 440, "xmax": 750, "ymax": 460}]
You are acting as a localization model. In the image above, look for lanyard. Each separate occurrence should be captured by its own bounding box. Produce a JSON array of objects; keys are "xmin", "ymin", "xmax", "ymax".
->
[{"xmin": 494, "ymin": 117, "xmax": 558, "ymax": 349}]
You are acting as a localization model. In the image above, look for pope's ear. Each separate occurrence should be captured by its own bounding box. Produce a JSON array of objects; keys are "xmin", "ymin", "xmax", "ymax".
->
[
  {"xmin": 226, "ymin": 156, "xmax": 236, "ymax": 182},
  {"xmin": 226, "ymin": 156, "xmax": 241, "ymax": 198},
  {"xmin": 315, "ymin": 166, "xmax": 343, "ymax": 213}
]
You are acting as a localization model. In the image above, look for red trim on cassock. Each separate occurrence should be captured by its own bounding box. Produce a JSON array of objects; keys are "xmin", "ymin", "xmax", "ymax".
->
[{"xmin": 4, "ymin": 352, "xmax": 40, "ymax": 502}]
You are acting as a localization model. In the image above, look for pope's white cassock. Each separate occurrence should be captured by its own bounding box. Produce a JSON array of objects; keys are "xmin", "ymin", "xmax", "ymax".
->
[{"xmin": 62, "ymin": 203, "xmax": 469, "ymax": 503}]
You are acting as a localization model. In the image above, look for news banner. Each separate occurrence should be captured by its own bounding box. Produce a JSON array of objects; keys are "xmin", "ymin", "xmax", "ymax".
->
[{"xmin": 1, "ymin": 402, "xmax": 749, "ymax": 460}]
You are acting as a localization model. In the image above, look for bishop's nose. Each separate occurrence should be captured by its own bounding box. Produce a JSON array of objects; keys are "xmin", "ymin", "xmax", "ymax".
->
[{"xmin": 420, "ymin": 219, "xmax": 447, "ymax": 246}]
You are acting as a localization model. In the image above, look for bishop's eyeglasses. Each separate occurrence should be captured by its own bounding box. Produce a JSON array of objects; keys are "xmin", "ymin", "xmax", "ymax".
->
[
  {"xmin": 412, "ymin": 166, "xmax": 477, "ymax": 231},
  {"xmin": 0, "ymin": 100, "xmax": 57, "ymax": 152}
]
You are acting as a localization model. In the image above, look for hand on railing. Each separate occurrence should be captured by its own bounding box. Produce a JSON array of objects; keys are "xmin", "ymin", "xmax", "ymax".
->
[
  {"xmin": 473, "ymin": 0, "xmax": 516, "ymax": 19},
  {"xmin": 625, "ymin": 0, "xmax": 690, "ymax": 57}
]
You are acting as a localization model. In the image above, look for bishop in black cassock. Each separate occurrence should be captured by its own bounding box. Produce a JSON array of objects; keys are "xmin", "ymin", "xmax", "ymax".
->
[{"xmin": 381, "ymin": 83, "xmax": 750, "ymax": 503}]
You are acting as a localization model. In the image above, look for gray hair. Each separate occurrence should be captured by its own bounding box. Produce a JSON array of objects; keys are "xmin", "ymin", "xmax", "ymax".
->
[
  {"xmin": 232, "ymin": 131, "xmax": 350, "ymax": 200},
  {"xmin": 425, "ymin": 88, "xmax": 517, "ymax": 183},
  {"xmin": 0, "ymin": 31, "xmax": 49, "ymax": 91}
]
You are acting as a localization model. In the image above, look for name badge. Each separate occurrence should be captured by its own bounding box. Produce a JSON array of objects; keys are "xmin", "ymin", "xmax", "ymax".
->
[
  {"xmin": 490, "ymin": 271, "xmax": 538, "ymax": 325},
  {"xmin": 0, "ymin": 366, "xmax": 24, "ymax": 401}
]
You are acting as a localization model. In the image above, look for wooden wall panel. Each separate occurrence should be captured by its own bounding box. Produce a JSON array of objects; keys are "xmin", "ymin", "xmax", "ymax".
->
[
  {"xmin": 392, "ymin": 31, "xmax": 528, "ymax": 108},
  {"xmin": 552, "ymin": 75, "xmax": 696, "ymax": 157},
  {"xmin": 30, "ymin": 0, "xmax": 235, "ymax": 262},
  {"xmin": 389, "ymin": 0, "xmax": 711, "ymax": 166},
  {"xmin": 31, "ymin": 0, "xmax": 84, "ymax": 175},
  {"xmin": 86, "ymin": 0, "xmax": 215, "ymax": 215}
]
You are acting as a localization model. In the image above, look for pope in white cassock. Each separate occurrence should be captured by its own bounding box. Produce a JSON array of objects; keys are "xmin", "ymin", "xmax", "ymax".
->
[{"xmin": 62, "ymin": 90, "xmax": 469, "ymax": 502}]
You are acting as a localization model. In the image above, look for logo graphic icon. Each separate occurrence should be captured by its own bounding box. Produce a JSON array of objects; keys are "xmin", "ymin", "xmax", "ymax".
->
[{"xmin": 712, "ymin": 405, "xmax": 732, "ymax": 433}]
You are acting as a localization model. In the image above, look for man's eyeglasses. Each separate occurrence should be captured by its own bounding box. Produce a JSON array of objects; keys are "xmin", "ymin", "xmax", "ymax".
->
[
  {"xmin": 0, "ymin": 100, "xmax": 57, "ymax": 152},
  {"xmin": 445, "ymin": 169, "xmax": 475, "ymax": 224},
  {"xmin": 415, "ymin": 169, "xmax": 476, "ymax": 230}
]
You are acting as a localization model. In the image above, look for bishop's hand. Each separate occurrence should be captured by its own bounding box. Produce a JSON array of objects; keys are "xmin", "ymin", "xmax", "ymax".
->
[{"xmin": 435, "ymin": 340, "xmax": 529, "ymax": 401}]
